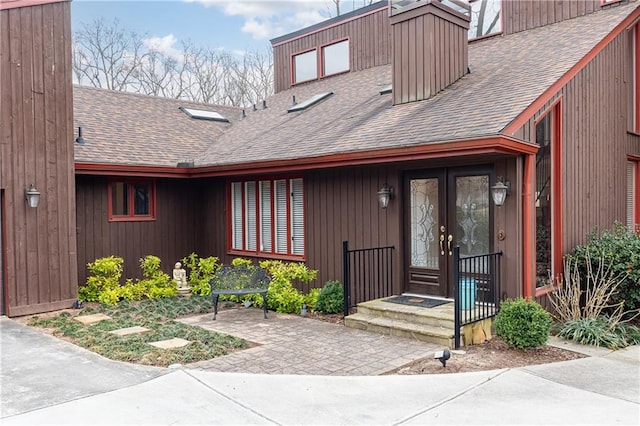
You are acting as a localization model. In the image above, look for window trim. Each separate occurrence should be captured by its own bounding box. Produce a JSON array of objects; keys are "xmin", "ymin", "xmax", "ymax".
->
[
  {"xmin": 634, "ymin": 23, "xmax": 640, "ymax": 133},
  {"xmin": 291, "ymin": 48, "xmax": 318, "ymax": 86},
  {"xmin": 320, "ymin": 37, "xmax": 350, "ymax": 78},
  {"xmin": 628, "ymin": 156, "xmax": 640, "ymax": 233},
  {"xmin": 534, "ymin": 100, "xmax": 563, "ymax": 297},
  {"xmin": 468, "ymin": 0, "xmax": 503, "ymax": 41},
  {"xmin": 107, "ymin": 179, "xmax": 156, "ymax": 222},
  {"xmin": 227, "ymin": 177, "xmax": 306, "ymax": 260},
  {"xmin": 290, "ymin": 38, "xmax": 351, "ymax": 86}
]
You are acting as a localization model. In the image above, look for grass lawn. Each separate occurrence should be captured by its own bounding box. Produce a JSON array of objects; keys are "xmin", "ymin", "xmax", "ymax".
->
[{"xmin": 27, "ymin": 296, "xmax": 248, "ymax": 367}]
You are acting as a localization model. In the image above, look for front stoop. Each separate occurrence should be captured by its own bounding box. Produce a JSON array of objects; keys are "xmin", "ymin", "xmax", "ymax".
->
[{"xmin": 344, "ymin": 298, "xmax": 459, "ymax": 347}]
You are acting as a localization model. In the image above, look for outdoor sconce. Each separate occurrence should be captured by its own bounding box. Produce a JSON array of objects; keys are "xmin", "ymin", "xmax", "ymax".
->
[
  {"xmin": 491, "ymin": 178, "xmax": 510, "ymax": 207},
  {"xmin": 25, "ymin": 184, "xmax": 41, "ymax": 208},
  {"xmin": 377, "ymin": 183, "xmax": 394, "ymax": 209}
]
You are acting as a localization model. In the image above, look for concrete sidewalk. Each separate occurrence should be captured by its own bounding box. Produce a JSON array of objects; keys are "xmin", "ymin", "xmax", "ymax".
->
[{"xmin": 2, "ymin": 316, "xmax": 639, "ymax": 425}]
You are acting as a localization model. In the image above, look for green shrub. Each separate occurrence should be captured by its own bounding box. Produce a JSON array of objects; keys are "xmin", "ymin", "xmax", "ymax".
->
[
  {"xmin": 181, "ymin": 253, "xmax": 222, "ymax": 296},
  {"xmin": 494, "ymin": 298, "xmax": 552, "ymax": 349},
  {"xmin": 79, "ymin": 256, "xmax": 124, "ymax": 302},
  {"xmin": 316, "ymin": 281, "xmax": 344, "ymax": 314},
  {"xmin": 304, "ymin": 288, "xmax": 321, "ymax": 312},
  {"xmin": 556, "ymin": 316, "xmax": 640, "ymax": 349},
  {"xmin": 258, "ymin": 260, "xmax": 317, "ymax": 314},
  {"xmin": 136, "ymin": 255, "xmax": 177, "ymax": 300},
  {"xmin": 568, "ymin": 223, "xmax": 640, "ymax": 314}
]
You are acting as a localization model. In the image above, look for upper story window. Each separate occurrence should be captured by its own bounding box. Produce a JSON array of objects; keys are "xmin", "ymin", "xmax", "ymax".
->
[
  {"xmin": 109, "ymin": 180, "xmax": 156, "ymax": 222},
  {"xmin": 322, "ymin": 39, "xmax": 349, "ymax": 76},
  {"xmin": 293, "ymin": 49, "xmax": 317, "ymax": 84},
  {"xmin": 630, "ymin": 22, "xmax": 639, "ymax": 134},
  {"xmin": 230, "ymin": 178, "xmax": 305, "ymax": 258},
  {"xmin": 468, "ymin": 0, "xmax": 501, "ymax": 39},
  {"xmin": 292, "ymin": 39, "xmax": 350, "ymax": 85}
]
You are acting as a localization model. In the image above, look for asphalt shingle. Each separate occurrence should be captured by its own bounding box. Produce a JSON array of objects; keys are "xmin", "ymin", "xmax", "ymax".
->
[{"xmin": 73, "ymin": 2, "xmax": 637, "ymax": 169}]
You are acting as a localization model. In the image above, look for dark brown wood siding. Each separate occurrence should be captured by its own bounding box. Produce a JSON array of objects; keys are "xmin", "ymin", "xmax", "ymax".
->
[
  {"xmin": 0, "ymin": 1, "xmax": 77, "ymax": 316},
  {"xmin": 514, "ymin": 28, "xmax": 639, "ymax": 255},
  {"xmin": 199, "ymin": 168, "xmax": 403, "ymax": 294},
  {"xmin": 502, "ymin": 0, "xmax": 603, "ymax": 35},
  {"xmin": 199, "ymin": 157, "xmax": 523, "ymax": 300},
  {"xmin": 272, "ymin": 7, "xmax": 391, "ymax": 93},
  {"xmin": 75, "ymin": 176, "xmax": 204, "ymax": 286},
  {"xmin": 390, "ymin": 2, "xmax": 469, "ymax": 105}
]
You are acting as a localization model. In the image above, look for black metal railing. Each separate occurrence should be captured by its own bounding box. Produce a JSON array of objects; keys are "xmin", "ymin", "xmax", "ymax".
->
[
  {"xmin": 342, "ymin": 241, "xmax": 395, "ymax": 317},
  {"xmin": 453, "ymin": 246, "xmax": 503, "ymax": 349}
]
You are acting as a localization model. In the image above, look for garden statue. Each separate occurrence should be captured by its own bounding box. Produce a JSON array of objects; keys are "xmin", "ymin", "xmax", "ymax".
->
[{"xmin": 173, "ymin": 262, "xmax": 189, "ymax": 291}]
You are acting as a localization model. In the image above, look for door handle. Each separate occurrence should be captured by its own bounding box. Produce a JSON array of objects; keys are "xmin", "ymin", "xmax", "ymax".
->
[
  {"xmin": 439, "ymin": 235, "xmax": 445, "ymax": 255},
  {"xmin": 447, "ymin": 235, "xmax": 453, "ymax": 256}
]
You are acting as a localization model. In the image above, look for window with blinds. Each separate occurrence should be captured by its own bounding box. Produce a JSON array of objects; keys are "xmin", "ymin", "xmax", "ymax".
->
[
  {"xmin": 230, "ymin": 178, "xmax": 305, "ymax": 257},
  {"xmin": 628, "ymin": 161, "xmax": 638, "ymax": 230}
]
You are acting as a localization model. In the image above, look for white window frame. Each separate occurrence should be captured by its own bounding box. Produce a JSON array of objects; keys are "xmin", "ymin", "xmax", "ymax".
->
[{"xmin": 230, "ymin": 178, "xmax": 305, "ymax": 258}]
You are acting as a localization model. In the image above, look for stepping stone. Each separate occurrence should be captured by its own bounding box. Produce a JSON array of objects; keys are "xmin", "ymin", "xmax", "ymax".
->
[
  {"xmin": 110, "ymin": 326, "xmax": 150, "ymax": 336},
  {"xmin": 148, "ymin": 338, "xmax": 191, "ymax": 349},
  {"xmin": 74, "ymin": 313, "xmax": 112, "ymax": 325}
]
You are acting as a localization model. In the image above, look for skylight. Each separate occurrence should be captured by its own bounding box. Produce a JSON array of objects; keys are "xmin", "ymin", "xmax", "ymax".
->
[
  {"xmin": 380, "ymin": 84, "xmax": 392, "ymax": 95},
  {"xmin": 179, "ymin": 106, "xmax": 229, "ymax": 123},
  {"xmin": 287, "ymin": 92, "xmax": 334, "ymax": 113}
]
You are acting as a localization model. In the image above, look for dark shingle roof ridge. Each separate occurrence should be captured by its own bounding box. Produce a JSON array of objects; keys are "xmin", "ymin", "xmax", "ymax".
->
[{"xmin": 72, "ymin": 84, "xmax": 242, "ymax": 113}]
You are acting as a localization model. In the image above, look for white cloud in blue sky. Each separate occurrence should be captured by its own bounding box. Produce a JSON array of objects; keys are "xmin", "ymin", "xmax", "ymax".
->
[
  {"xmin": 186, "ymin": 0, "xmax": 328, "ymax": 40},
  {"xmin": 71, "ymin": 0, "xmax": 367, "ymax": 56}
]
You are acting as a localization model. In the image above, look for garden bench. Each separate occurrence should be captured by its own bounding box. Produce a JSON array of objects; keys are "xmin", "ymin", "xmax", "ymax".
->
[{"xmin": 209, "ymin": 265, "xmax": 271, "ymax": 320}]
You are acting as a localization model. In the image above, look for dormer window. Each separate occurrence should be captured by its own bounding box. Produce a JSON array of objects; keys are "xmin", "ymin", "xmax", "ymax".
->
[
  {"xmin": 291, "ymin": 39, "xmax": 351, "ymax": 85},
  {"xmin": 322, "ymin": 39, "xmax": 349, "ymax": 77},
  {"xmin": 293, "ymin": 49, "xmax": 317, "ymax": 84}
]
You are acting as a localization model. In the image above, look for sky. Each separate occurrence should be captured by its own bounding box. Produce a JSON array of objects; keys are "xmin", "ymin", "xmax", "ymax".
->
[{"xmin": 71, "ymin": 0, "xmax": 368, "ymax": 56}]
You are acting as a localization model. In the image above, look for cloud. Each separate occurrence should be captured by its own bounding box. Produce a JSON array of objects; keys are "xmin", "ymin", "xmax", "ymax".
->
[
  {"xmin": 143, "ymin": 34, "xmax": 183, "ymax": 59},
  {"xmin": 185, "ymin": 0, "xmax": 331, "ymax": 40}
]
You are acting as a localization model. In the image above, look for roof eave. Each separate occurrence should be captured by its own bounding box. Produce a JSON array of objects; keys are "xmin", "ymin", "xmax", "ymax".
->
[{"xmin": 193, "ymin": 135, "xmax": 538, "ymax": 177}]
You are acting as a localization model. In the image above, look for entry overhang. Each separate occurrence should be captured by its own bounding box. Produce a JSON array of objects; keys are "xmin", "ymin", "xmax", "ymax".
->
[{"xmin": 75, "ymin": 135, "xmax": 538, "ymax": 178}]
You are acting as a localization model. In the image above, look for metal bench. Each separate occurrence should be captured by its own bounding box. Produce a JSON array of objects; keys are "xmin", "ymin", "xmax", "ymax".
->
[{"xmin": 209, "ymin": 265, "xmax": 271, "ymax": 320}]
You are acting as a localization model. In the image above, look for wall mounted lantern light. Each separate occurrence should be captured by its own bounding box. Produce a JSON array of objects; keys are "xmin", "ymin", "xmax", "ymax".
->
[
  {"xmin": 491, "ymin": 178, "xmax": 510, "ymax": 207},
  {"xmin": 377, "ymin": 183, "xmax": 394, "ymax": 209},
  {"xmin": 25, "ymin": 184, "xmax": 41, "ymax": 208}
]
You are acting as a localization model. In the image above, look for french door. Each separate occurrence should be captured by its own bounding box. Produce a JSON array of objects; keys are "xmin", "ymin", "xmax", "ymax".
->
[{"xmin": 405, "ymin": 167, "xmax": 493, "ymax": 298}]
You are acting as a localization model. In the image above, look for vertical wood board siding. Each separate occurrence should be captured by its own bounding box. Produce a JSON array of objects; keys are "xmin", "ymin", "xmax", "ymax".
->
[
  {"xmin": 514, "ymin": 29, "xmax": 639, "ymax": 256},
  {"xmin": 502, "ymin": 0, "xmax": 603, "ymax": 35},
  {"xmin": 273, "ymin": 8, "xmax": 390, "ymax": 93},
  {"xmin": 0, "ymin": 2, "xmax": 77, "ymax": 316},
  {"xmin": 75, "ymin": 177, "xmax": 201, "ymax": 286},
  {"xmin": 391, "ymin": 6, "xmax": 468, "ymax": 105}
]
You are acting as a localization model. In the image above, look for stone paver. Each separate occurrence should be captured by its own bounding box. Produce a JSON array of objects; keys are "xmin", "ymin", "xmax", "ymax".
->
[
  {"xmin": 73, "ymin": 313, "xmax": 112, "ymax": 325},
  {"xmin": 179, "ymin": 308, "xmax": 440, "ymax": 376},
  {"xmin": 149, "ymin": 338, "xmax": 191, "ymax": 349},
  {"xmin": 109, "ymin": 326, "xmax": 150, "ymax": 336}
]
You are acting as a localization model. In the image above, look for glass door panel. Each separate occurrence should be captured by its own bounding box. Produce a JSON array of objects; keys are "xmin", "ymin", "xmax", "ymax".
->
[
  {"xmin": 454, "ymin": 175, "xmax": 490, "ymax": 258},
  {"xmin": 410, "ymin": 178, "xmax": 440, "ymax": 269}
]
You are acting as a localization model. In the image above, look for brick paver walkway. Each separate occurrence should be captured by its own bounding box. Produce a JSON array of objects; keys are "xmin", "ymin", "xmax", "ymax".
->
[{"xmin": 180, "ymin": 308, "xmax": 440, "ymax": 376}]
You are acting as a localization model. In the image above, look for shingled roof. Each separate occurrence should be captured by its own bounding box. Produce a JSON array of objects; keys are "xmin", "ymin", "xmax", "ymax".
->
[
  {"xmin": 73, "ymin": 86, "xmax": 240, "ymax": 167},
  {"xmin": 73, "ymin": 1, "xmax": 638, "ymax": 170}
]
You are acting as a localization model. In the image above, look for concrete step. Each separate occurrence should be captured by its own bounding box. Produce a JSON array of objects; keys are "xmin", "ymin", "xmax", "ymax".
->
[
  {"xmin": 345, "ymin": 313, "xmax": 456, "ymax": 347},
  {"xmin": 356, "ymin": 298, "xmax": 456, "ymax": 329}
]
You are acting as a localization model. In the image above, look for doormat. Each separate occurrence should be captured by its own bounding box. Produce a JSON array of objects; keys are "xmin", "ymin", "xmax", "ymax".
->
[{"xmin": 383, "ymin": 295, "xmax": 451, "ymax": 308}]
